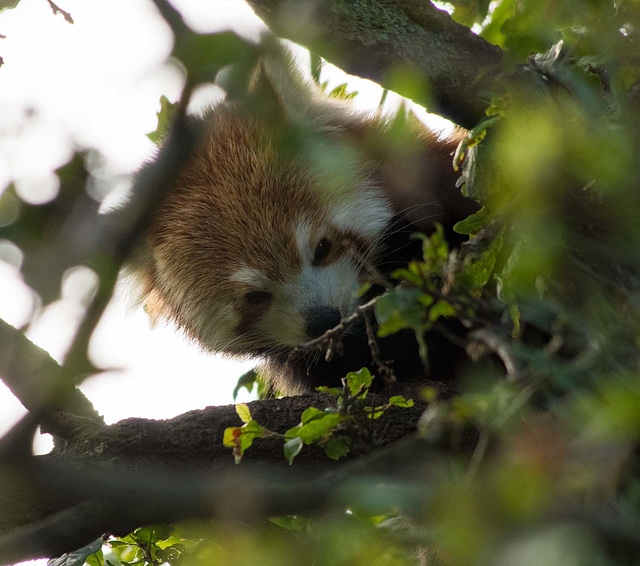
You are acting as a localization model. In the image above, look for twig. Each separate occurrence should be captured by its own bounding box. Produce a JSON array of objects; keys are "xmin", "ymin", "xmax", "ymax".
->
[
  {"xmin": 466, "ymin": 429, "xmax": 489, "ymax": 479},
  {"xmin": 363, "ymin": 309, "xmax": 396, "ymax": 384},
  {"xmin": 45, "ymin": 0, "xmax": 73, "ymax": 24},
  {"xmin": 467, "ymin": 328, "xmax": 522, "ymax": 380},
  {"xmin": 148, "ymin": 0, "xmax": 190, "ymax": 39},
  {"xmin": 290, "ymin": 293, "xmax": 386, "ymax": 360}
]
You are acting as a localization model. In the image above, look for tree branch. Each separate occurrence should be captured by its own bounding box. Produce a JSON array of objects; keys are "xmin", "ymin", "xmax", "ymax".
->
[
  {"xmin": 0, "ymin": 432, "xmax": 444, "ymax": 564},
  {"xmin": 0, "ymin": 396, "xmax": 428, "ymax": 562},
  {"xmin": 245, "ymin": 0, "xmax": 505, "ymax": 127},
  {"xmin": 0, "ymin": 318, "xmax": 102, "ymax": 422}
]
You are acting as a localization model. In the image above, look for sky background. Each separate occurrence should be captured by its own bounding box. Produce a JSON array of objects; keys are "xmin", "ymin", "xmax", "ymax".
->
[{"xmin": 0, "ymin": 0, "xmax": 452, "ymax": 454}]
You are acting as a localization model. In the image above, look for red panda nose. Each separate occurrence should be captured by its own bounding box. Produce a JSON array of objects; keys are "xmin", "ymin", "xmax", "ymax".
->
[{"xmin": 305, "ymin": 307, "xmax": 342, "ymax": 339}]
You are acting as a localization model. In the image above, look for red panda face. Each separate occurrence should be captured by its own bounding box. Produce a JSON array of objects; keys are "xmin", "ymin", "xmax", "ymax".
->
[{"xmin": 137, "ymin": 104, "xmax": 393, "ymax": 357}]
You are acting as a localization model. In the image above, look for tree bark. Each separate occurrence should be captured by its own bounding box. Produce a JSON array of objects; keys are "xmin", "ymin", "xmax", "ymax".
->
[
  {"xmin": 246, "ymin": 0, "xmax": 505, "ymax": 128},
  {"xmin": 0, "ymin": 318, "xmax": 102, "ymax": 422}
]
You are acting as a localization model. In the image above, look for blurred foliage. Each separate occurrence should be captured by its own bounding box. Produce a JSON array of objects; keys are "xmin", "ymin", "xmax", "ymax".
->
[
  {"xmin": 445, "ymin": 0, "xmax": 493, "ymax": 27},
  {"xmin": 3, "ymin": 0, "xmax": 640, "ymax": 564},
  {"xmin": 0, "ymin": 0, "xmax": 20, "ymax": 14},
  {"xmin": 0, "ymin": 154, "xmax": 96, "ymax": 305},
  {"xmin": 146, "ymin": 95, "xmax": 179, "ymax": 145}
]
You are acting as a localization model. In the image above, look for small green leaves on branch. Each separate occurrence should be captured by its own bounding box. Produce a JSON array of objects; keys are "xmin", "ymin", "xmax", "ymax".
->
[
  {"xmin": 223, "ymin": 404, "xmax": 270, "ymax": 464},
  {"xmin": 223, "ymin": 369, "xmax": 414, "ymax": 465}
]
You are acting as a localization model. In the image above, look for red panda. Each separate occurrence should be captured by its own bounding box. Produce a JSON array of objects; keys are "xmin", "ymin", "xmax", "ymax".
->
[{"xmin": 128, "ymin": 39, "xmax": 478, "ymax": 395}]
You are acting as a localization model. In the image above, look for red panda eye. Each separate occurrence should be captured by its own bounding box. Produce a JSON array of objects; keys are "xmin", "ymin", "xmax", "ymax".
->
[
  {"xmin": 313, "ymin": 238, "xmax": 331, "ymax": 265},
  {"xmin": 245, "ymin": 291, "xmax": 272, "ymax": 304}
]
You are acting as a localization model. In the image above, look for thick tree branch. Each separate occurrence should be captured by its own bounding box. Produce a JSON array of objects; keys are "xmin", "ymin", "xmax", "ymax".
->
[
  {"xmin": 0, "ymin": 318, "xmax": 101, "ymax": 422},
  {"xmin": 0, "ymin": 395, "xmax": 430, "ymax": 562},
  {"xmin": 0, "ymin": 393, "xmax": 426, "ymax": 543},
  {"xmin": 246, "ymin": 0, "xmax": 505, "ymax": 127},
  {"xmin": 0, "ymin": 434, "xmax": 440, "ymax": 564},
  {"xmin": 49, "ymin": 393, "xmax": 424, "ymax": 468}
]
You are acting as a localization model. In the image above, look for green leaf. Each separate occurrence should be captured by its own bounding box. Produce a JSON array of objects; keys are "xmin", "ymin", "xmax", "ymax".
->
[
  {"xmin": 316, "ymin": 386, "xmax": 343, "ymax": 395},
  {"xmin": 241, "ymin": 419, "xmax": 265, "ymax": 437},
  {"xmin": 85, "ymin": 549, "xmax": 104, "ymax": 566},
  {"xmin": 417, "ymin": 224, "xmax": 449, "ymax": 263},
  {"xmin": 367, "ymin": 407, "xmax": 385, "ymax": 419},
  {"xmin": 224, "ymin": 419, "xmax": 266, "ymax": 463},
  {"xmin": 388, "ymin": 396, "xmax": 415, "ymax": 408},
  {"xmin": 285, "ymin": 425, "xmax": 301, "ymax": 438},
  {"xmin": 464, "ymin": 230, "xmax": 504, "ymax": 290},
  {"xmin": 450, "ymin": 0, "xmax": 492, "ymax": 26},
  {"xmin": 270, "ymin": 515, "xmax": 310, "ymax": 531},
  {"xmin": 298, "ymin": 414, "xmax": 341, "ymax": 444},
  {"xmin": 376, "ymin": 287, "xmax": 426, "ymax": 337},
  {"xmin": 390, "ymin": 265, "xmax": 423, "ymax": 286},
  {"xmin": 236, "ymin": 403, "xmax": 252, "ymax": 423},
  {"xmin": 106, "ymin": 540, "xmax": 131, "ymax": 548},
  {"xmin": 0, "ymin": 0, "xmax": 20, "ymax": 13},
  {"xmin": 233, "ymin": 368, "xmax": 258, "ymax": 400},
  {"xmin": 146, "ymin": 95, "xmax": 179, "ymax": 145},
  {"xmin": 133, "ymin": 525, "xmax": 174, "ymax": 544},
  {"xmin": 324, "ymin": 435, "xmax": 351, "ymax": 460},
  {"xmin": 47, "ymin": 538, "xmax": 104, "ymax": 566},
  {"xmin": 284, "ymin": 436, "xmax": 303, "ymax": 465},
  {"xmin": 173, "ymin": 31, "xmax": 256, "ymax": 84},
  {"xmin": 327, "ymin": 82, "xmax": 358, "ymax": 100},
  {"xmin": 301, "ymin": 406, "xmax": 326, "ymax": 424},
  {"xmin": 344, "ymin": 367, "xmax": 373, "ymax": 397},
  {"xmin": 429, "ymin": 300, "xmax": 456, "ymax": 322},
  {"xmin": 223, "ymin": 426, "xmax": 242, "ymax": 447},
  {"xmin": 453, "ymin": 207, "xmax": 488, "ymax": 236}
]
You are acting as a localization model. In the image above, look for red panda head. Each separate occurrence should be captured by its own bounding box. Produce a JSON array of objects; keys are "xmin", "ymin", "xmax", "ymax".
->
[{"xmin": 132, "ymin": 100, "xmax": 393, "ymax": 356}]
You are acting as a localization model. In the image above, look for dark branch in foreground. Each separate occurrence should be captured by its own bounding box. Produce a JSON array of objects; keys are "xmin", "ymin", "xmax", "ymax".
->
[
  {"xmin": 2, "ymin": 426, "xmax": 640, "ymax": 565},
  {"xmin": 0, "ymin": 397, "xmax": 427, "ymax": 563},
  {"xmin": 0, "ymin": 434, "xmax": 438, "ymax": 564},
  {"xmin": 245, "ymin": 0, "xmax": 505, "ymax": 127},
  {"xmin": 0, "ymin": 318, "xmax": 101, "ymax": 422}
]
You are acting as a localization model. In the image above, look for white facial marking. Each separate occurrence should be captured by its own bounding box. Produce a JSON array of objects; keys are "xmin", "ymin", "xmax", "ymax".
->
[
  {"xmin": 295, "ymin": 221, "xmax": 313, "ymax": 263},
  {"xmin": 325, "ymin": 181, "xmax": 393, "ymax": 239},
  {"xmin": 230, "ymin": 266, "xmax": 269, "ymax": 288},
  {"xmin": 254, "ymin": 219, "xmax": 361, "ymax": 346}
]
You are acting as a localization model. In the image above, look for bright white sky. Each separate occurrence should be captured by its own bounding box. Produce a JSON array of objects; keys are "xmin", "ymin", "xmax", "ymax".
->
[{"xmin": 0, "ymin": 0, "xmax": 453, "ymax": 465}]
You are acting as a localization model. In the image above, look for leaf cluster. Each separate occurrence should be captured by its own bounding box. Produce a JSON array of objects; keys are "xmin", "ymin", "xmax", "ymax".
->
[
  {"xmin": 78, "ymin": 526, "xmax": 219, "ymax": 566},
  {"xmin": 224, "ymin": 368, "xmax": 413, "ymax": 465}
]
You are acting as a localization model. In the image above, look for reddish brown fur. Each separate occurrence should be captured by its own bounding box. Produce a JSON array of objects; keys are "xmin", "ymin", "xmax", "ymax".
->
[
  {"xmin": 135, "ymin": 103, "xmax": 387, "ymax": 348},
  {"xmin": 127, "ymin": 40, "xmax": 478, "ymax": 392}
]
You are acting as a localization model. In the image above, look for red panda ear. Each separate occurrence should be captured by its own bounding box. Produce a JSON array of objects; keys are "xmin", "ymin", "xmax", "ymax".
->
[
  {"xmin": 237, "ymin": 34, "xmax": 308, "ymax": 120},
  {"xmin": 245, "ymin": 33, "xmax": 356, "ymax": 130}
]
